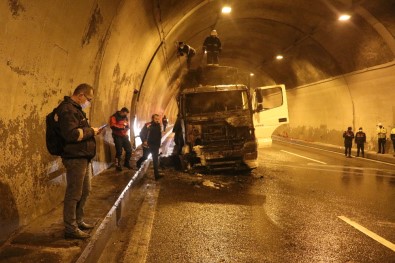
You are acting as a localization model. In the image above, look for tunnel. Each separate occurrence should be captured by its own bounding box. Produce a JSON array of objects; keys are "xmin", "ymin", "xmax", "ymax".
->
[{"xmin": 0, "ymin": 0, "xmax": 394, "ymax": 243}]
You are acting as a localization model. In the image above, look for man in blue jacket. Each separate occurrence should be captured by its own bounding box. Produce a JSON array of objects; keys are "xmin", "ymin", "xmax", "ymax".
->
[{"xmin": 57, "ymin": 83, "xmax": 101, "ymax": 239}]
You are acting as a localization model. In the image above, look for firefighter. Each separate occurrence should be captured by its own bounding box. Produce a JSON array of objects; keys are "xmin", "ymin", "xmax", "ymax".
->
[
  {"xmin": 376, "ymin": 123, "xmax": 387, "ymax": 154},
  {"xmin": 343, "ymin": 126, "xmax": 354, "ymax": 158},
  {"xmin": 354, "ymin": 127, "xmax": 366, "ymax": 157},
  {"xmin": 203, "ymin": 30, "xmax": 222, "ymax": 65},
  {"xmin": 177, "ymin": 42, "xmax": 196, "ymax": 69},
  {"xmin": 110, "ymin": 107, "xmax": 133, "ymax": 171}
]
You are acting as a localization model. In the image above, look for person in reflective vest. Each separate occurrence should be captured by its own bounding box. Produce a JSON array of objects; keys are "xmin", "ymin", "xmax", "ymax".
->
[
  {"xmin": 376, "ymin": 123, "xmax": 387, "ymax": 154},
  {"xmin": 109, "ymin": 107, "xmax": 132, "ymax": 171}
]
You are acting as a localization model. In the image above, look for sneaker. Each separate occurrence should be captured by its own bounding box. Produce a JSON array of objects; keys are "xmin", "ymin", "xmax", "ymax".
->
[
  {"xmin": 65, "ymin": 229, "xmax": 90, "ymax": 239},
  {"xmin": 78, "ymin": 222, "xmax": 94, "ymax": 230}
]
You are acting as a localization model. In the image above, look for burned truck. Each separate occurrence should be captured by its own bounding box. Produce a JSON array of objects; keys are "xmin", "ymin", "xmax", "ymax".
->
[
  {"xmin": 174, "ymin": 66, "xmax": 289, "ymax": 171},
  {"xmin": 174, "ymin": 66, "xmax": 259, "ymax": 171}
]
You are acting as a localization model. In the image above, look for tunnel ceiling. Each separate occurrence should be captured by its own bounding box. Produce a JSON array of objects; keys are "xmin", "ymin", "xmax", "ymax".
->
[{"xmin": 157, "ymin": 0, "xmax": 395, "ymax": 89}]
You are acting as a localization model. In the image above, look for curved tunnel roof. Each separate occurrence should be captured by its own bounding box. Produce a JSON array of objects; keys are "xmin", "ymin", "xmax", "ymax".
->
[{"xmin": 163, "ymin": 0, "xmax": 395, "ymax": 88}]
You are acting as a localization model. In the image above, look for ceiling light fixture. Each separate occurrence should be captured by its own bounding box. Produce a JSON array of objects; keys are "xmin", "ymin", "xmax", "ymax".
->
[
  {"xmin": 338, "ymin": 14, "xmax": 351, "ymax": 21},
  {"xmin": 222, "ymin": 6, "xmax": 232, "ymax": 14},
  {"xmin": 250, "ymin": 73, "xmax": 254, "ymax": 76},
  {"xmin": 276, "ymin": 55, "xmax": 284, "ymax": 60}
]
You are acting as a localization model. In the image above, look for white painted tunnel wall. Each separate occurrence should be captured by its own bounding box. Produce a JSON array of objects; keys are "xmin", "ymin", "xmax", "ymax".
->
[{"xmin": 277, "ymin": 62, "xmax": 395, "ymax": 152}]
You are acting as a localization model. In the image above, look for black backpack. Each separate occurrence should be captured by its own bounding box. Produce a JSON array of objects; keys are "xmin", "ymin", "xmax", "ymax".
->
[{"xmin": 46, "ymin": 104, "xmax": 65, "ymax": 156}]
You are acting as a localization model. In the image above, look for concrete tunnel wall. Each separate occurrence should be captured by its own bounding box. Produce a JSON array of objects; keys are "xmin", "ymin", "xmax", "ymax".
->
[
  {"xmin": 0, "ymin": 0, "xmax": 179, "ymax": 243},
  {"xmin": 0, "ymin": 0, "xmax": 394, "ymax": 243}
]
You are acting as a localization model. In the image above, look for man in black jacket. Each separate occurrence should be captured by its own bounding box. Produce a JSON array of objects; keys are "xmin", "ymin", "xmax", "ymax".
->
[
  {"xmin": 57, "ymin": 83, "xmax": 101, "ymax": 239},
  {"xmin": 136, "ymin": 114, "xmax": 162, "ymax": 180},
  {"xmin": 355, "ymin": 127, "xmax": 366, "ymax": 157},
  {"xmin": 177, "ymin": 42, "xmax": 196, "ymax": 69},
  {"xmin": 343, "ymin": 126, "xmax": 354, "ymax": 158}
]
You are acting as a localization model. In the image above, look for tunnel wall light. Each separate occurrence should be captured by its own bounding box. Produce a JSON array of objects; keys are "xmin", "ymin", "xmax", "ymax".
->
[
  {"xmin": 338, "ymin": 14, "xmax": 351, "ymax": 21},
  {"xmin": 276, "ymin": 55, "xmax": 284, "ymax": 60},
  {"xmin": 250, "ymin": 73, "xmax": 254, "ymax": 76},
  {"xmin": 222, "ymin": 6, "xmax": 232, "ymax": 14}
]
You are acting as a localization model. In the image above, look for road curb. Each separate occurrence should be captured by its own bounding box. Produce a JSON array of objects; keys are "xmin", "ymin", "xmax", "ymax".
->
[
  {"xmin": 76, "ymin": 128, "xmax": 174, "ymax": 263},
  {"xmin": 272, "ymin": 135, "xmax": 395, "ymax": 165},
  {"xmin": 76, "ymin": 161, "xmax": 150, "ymax": 263}
]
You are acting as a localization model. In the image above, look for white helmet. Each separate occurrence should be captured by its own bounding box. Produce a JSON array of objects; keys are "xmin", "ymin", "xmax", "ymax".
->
[{"xmin": 211, "ymin": 30, "xmax": 218, "ymax": 36}]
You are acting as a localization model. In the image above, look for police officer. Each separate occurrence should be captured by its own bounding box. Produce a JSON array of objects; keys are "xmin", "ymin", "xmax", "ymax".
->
[
  {"xmin": 355, "ymin": 127, "xmax": 366, "ymax": 157},
  {"xmin": 110, "ymin": 107, "xmax": 132, "ymax": 171},
  {"xmin": 343, "ymin": 126, "xmax": 354, "ymax": 158},
  {"xmin": 136, "ymin": 114, "xmax": 163, "ymax": 180},
  {"xmin": 377, "ymin": 123, "xmax": 387, "ymax": 154},
  {"xmin": 203, "ymin": 30, "xmax": 222, "ymax": 65}
]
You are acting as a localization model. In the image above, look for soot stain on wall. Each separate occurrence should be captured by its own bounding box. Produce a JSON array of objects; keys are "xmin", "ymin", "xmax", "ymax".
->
[
  {"xmin": 82, "ymin": 4, "xmax": 104, "ymax": 46},
  {"xmin": 8, "ymin": 0, "xmax": 25, "ymax": 17}
]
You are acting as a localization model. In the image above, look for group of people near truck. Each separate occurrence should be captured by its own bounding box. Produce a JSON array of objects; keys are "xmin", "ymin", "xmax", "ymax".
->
[{"xmin": 343, "ymin": 123, "xmax": 395, "ymax": 158}]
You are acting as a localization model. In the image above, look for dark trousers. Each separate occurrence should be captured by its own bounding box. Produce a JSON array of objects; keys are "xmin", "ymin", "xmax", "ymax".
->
[
  {"xmin": 150, "ymin": 146, "xmax": 160, "ymax": 177},
  {"xmin": 207, "ymin": 51, "xmax": 219, "ymax": 64},
  {"xmin": 378, "ymin": 138, "xmax": 386, "ymax": 153},
  {"xmin": 163, "ymin": 124, "xmax": 167, "ymax": 132},
  {"xmin": 113, "ymin": 135, "xmax": 132, "ymax": 165},
  {"xmin": 393, "ymin": 140, "xmax": 395, "ymax": 152},
  {"xmin": 136, "ymin": 146, "xmax": 160, "ymax": 177},
  {"xmin": 344, "ymin": 143, "xmax": 352, "ymax": 156},
  {"xmin": 356, "ymin": 143, "xmax": 364, "ymax": 156},
  {"xmin": 187, "ymin": 53, "xmax": 194, "ymax": 69},
  {"xmin": 62, "ymin": 159, "xmax": 91, "ymax": 233},
  {"xmin": 136, "ymin": 146, "xmax": 150, "ymax": 168}
]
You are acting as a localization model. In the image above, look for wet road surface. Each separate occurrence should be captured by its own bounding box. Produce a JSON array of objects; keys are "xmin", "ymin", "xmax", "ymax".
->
[{"xmin": 99, "ymin": 141, "xmax": 395, "ymax": 262}]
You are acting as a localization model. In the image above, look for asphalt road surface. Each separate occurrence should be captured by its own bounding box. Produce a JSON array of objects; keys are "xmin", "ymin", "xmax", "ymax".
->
[{"xmin": 99, "ymin": 141, "xmax": 395, "ymax": 263}]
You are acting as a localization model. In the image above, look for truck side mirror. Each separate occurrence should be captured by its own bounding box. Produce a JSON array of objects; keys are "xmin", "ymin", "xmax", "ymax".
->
[{"xmin": 254, "ymin": 103, "xmax": 263, "ymax": 113}]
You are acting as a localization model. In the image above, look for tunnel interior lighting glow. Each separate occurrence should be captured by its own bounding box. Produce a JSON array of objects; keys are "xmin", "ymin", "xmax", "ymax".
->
[
  {"xmin": 250, "ymin": 73, "xmax": 254, "ymax": 76},
  {"xmin": 276, "ymin": 55, "xmax": 284, "ymax": 60},
  {"xmin": 222, "ymin": 6, "xmax": 232, "ymax": 14},
  {"xmin": 338, "ymin": 14, "xmax": 351, "ymax": 21}
]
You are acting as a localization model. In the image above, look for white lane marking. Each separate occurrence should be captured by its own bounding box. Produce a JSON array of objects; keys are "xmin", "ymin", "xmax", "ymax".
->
[
  {"xmin": 281, "ymin": 150, "xmax": 327, "ymax": 164},
  {"xmin": 123, "ymin": 183, "xmax": 160, "ymax": 263},
  {"xmin": 338, "ymin": 216, "xmax": 395, "ymax": 252},
  {"xmin": 276, "ymin": 139, "xmax": 395, "ymax": 167}
]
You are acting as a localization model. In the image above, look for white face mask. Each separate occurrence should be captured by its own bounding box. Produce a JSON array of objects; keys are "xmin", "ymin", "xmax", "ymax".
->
[{"xmin": 81, "ymin": 100, "xmax": 91, "ymax": 109}]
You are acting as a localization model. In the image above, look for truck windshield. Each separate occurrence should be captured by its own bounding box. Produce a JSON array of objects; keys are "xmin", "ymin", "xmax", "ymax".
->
[{"xmin": 185, "ymin": 90, "xmax": 249, "ymax": 115}]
